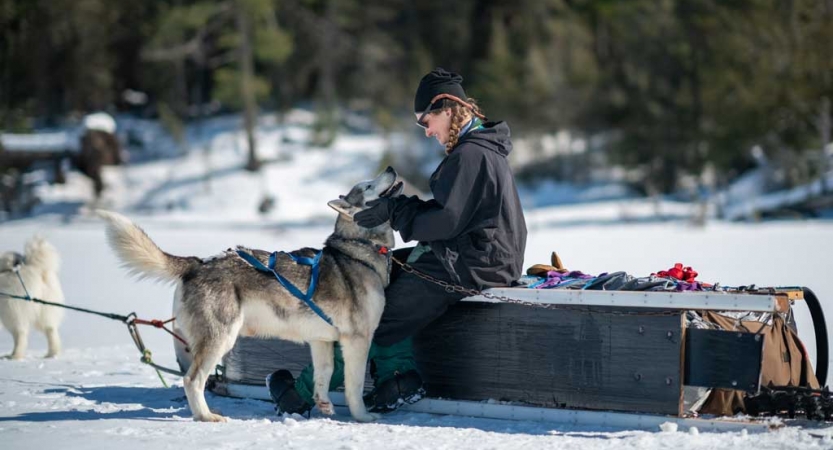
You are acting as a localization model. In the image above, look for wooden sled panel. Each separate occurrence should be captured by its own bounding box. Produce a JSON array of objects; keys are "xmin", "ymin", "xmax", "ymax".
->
[{"xmin": 413, "ymin": 302, "xmax": 684, "ymax": 415}]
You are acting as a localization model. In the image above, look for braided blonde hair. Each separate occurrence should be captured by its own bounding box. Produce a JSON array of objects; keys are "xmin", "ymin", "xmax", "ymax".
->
[{"xmin": 428, "ymin": 98, "xmax": 484, "ymax": 153}]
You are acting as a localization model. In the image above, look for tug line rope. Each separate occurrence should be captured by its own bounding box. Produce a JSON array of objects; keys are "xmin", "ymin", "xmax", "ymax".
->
[{"xmin": 0, "ymin": 283, "xmax": 188, "ymax": 386}]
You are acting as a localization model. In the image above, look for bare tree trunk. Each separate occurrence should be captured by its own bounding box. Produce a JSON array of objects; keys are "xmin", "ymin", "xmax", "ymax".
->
[
  {"xmin": 2, "ymin": 26, "xmax": 11, "ymax": 128},
  {"xmin": 174, "ymin": 58, "xmax": 189, "ymax": 118},
  {"xmin": 319, "ymin": 0, "xmax": 336, "ymax": 108},
  {"xmin": 311, "ymin": 0, "xmax": 337, "ymax": 147},
  {"xmin": 237, "ymin": 1, "xmax": 260, "ymax": 171},
  {"xmin": 821, "ymin": 97, "xmax": 831, "ymax": 192},
  {"xmin": 821, "ymin": 97, "xmax": 831, "ymax": 154},
  {"xmin": 192, "ymin": 50, "xmax": 212, "ymax": 193},
  {"xmin": 264, "ymin": 7, "xmax": 287, "ymax": 122}
]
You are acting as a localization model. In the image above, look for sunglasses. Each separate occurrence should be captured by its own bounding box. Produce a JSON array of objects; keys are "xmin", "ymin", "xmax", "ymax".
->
[{"xmin": 415, "ymin": 93, "xmax": 485, "ymax": 129}]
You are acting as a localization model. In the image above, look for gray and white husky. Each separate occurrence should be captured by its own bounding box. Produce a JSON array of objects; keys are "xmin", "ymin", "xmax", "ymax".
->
[{"xmin": 98, "ymin": 167, "xmax": 403, "ymax": 423}]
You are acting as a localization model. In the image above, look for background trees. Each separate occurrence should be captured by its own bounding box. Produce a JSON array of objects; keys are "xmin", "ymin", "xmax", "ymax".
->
[{"xmin": 1, "ymin": 0, "xmax": 831, "ymax": 192}]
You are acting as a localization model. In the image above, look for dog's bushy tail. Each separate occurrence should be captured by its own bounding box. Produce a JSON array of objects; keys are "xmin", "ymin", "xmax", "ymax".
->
[
  {"xmin": 24, "ymin": 236, "xmax": 60, "ymax": 274},
  {"xmin": 97, "ymin": 210, "xmax": 196, "ymax": 282}
]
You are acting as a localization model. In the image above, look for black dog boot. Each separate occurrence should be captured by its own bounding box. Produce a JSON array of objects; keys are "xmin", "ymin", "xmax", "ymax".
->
[
  {"xmin": 364, "ymin": 370, "xmax": 426, "ymax": 413},
  {"xmin": 266, "ymin": 369, "xmax": 312, "ymax": 416}
]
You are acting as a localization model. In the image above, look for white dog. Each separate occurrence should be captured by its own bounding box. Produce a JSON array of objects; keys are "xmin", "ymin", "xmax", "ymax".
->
[{"xmin": 0, "ymin": 237, "xmax": 64, "ymax": 359}]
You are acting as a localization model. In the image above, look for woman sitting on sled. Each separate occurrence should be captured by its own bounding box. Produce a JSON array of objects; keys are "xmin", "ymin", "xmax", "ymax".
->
[{"xmin": 269, "ymin": 67, "xmax": 528, "ymax": 414}]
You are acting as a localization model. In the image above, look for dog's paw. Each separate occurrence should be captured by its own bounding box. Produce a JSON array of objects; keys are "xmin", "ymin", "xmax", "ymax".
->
[
  {"xmin": 352, "ymin": 412, "xmax": 381, "ymax": 423},
  {"xmin": 316, "ymin": 400, "xmax": 335, "ymax": 416},
  {"xmin": 195, "ymin": 413, "xmax": 228, "ymax": 423},
  {"xmin": 44, "ymin": 352, "xmax": 59, "ymax": 359}
]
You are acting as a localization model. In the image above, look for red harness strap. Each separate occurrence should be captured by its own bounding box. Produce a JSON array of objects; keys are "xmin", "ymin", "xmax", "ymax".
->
[{"xmin": 131, "ymin": 317, "xmax": 189, "ymax": 348}]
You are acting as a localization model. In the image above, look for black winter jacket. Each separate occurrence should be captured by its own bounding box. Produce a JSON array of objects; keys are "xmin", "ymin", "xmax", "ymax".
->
[{"xmin": 390, "ymin": 121, "xmax": 527, "ymax": 289}]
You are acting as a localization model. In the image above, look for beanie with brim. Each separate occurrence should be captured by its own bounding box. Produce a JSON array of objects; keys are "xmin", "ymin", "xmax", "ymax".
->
[{"xmin": 414, "ymin": 68, "xmax": 467, "ymax": 113}]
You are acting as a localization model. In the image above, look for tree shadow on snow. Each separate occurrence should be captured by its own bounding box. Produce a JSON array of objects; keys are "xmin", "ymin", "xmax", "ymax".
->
[
  {"xmin": 1, "ymin": 382, "xmax": 648, "ymax": 435},
  {"xmin": 1, "ymin": 200, "xmax": 86, "ymax": 224}
]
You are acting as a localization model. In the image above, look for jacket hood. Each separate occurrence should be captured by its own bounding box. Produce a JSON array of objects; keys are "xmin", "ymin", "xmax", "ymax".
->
[{"xmin": 457, "ymin": 121, "xmax": 512, "ymax": 157}]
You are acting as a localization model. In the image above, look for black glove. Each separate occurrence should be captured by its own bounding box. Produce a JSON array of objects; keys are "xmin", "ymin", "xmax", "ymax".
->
[{"xmin": 354, "ymin": 198, "xmax": 394, "ymax": 228}]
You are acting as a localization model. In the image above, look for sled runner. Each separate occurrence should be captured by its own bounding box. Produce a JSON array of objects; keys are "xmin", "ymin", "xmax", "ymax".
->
[{"xmin": 173, "ymin": 282, "xmax": 826, "ymax": 432}]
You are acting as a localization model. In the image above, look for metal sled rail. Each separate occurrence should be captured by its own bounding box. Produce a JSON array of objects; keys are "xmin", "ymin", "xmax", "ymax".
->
[
  {"xmin": 467, "ymin": 288, "xmax": 781, "ymax": 312},
  {"xmin": 210, "ymin": 380, "xmax": 776, "ymax": 433}
]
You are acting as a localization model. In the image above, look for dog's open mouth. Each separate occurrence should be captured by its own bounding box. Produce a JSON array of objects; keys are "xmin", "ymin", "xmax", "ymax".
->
[{"xmin": 380, "ymin": 181, "xmax": 403, "ymax": 198}]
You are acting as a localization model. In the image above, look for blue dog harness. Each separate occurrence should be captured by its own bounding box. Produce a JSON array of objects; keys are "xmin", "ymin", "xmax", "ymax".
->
[{"xmin": 236, "ymin": 249, "xmax": 334, "ymax": 327}]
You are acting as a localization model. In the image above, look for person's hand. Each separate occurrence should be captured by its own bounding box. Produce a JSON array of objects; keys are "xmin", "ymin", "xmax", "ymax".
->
[{"xmin": 354, "ymin": 198, "xmax": 393, "ymax": 228}]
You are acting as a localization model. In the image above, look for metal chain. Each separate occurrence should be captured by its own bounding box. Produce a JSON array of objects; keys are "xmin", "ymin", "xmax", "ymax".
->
[{"xmin": 392, "ymin": 256, "xmax": 680, "ymax": 317}]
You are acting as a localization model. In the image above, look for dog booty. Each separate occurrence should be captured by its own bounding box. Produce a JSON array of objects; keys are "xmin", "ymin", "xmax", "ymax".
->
[
  {"xmin": 266, "ymin": 369, "xmax": 312, "ymax": 416},
  {"xmin": 364, "ymin": 370, "xmax": 425, "ymax": 413}
]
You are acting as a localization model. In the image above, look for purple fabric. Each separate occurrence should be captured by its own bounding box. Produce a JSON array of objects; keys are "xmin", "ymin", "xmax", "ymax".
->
[
  {"xmin": 675, "ymin": 281, "xmax": 704, "ymax": 291},
  {"xmin": 546, "ymin": 270, "xmax": 593, "ymax": 280},
  {"xmin": 535, "ymin": 270, "xmax": 596, "ymax": 289}
]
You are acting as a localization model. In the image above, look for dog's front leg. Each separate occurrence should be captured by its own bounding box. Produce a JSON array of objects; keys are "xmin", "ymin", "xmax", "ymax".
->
[
  {"xmin": 44, "ymin": 327, "xmax": 61, "ymax": 358},
  {"xmin": 9, "ymin": 327, "xmax": 29, "ymax": 360},
  {"xmin": 340, "ymin": 335, "xmax": 379, "ymax": 422},
  {"xmin": 309, "ymin": 340, "xmax": 335, "ymax": 415}
]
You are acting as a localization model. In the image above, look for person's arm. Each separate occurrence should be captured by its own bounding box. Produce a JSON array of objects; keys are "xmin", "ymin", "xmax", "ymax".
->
[{"xmin": 392, "ymin": 148, "xmax": 488, "ymax": 242}]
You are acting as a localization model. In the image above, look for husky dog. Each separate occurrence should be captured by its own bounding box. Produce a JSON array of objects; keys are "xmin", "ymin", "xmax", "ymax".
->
[
  {"xmin": 99, "ymin": 167, "xmax": 403, "ymax": 423},
  {"xmin": 0, "ymin": 237, "xmax": 64, "ymax": 359}
]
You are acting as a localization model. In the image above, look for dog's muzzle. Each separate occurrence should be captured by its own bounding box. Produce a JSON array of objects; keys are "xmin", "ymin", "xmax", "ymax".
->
[{"xmin": 380, "ymin": 181, "xmax": 403, "ymax": 198}]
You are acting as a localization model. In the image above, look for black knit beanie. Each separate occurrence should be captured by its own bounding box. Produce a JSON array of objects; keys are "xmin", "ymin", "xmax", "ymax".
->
[{"xmin": 413, "ymin": 67, "xmax": 467, "ymax": 113}]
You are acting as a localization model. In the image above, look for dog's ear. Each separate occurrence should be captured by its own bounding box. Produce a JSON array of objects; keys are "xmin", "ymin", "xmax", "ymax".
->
[{"xmin": 327, "ymin": 198, "xmax": 354, "ymax": 219}]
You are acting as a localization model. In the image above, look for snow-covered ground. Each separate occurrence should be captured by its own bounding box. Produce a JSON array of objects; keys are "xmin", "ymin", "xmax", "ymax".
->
[{"xmin": 2, "ymin": 116, "xmax": 833, "ymax": 448}]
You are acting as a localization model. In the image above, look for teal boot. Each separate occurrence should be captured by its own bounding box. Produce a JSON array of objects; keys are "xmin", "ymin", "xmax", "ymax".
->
[
  {"xmin": 291, "ymin": 338, "xmax": 424, "ymax": 413},
  {"xmin": 294, "ymin": 344, "xmax": 346, "ymax": 407},
  {"xmin": 364, "ymin": 338, "xmax": 425, "ymax": 412}
]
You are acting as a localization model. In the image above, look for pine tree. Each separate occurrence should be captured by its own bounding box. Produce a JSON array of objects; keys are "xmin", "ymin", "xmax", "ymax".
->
[{"xmin": 145, "ymin": 0, "xmax": 292, "ymax": 170}]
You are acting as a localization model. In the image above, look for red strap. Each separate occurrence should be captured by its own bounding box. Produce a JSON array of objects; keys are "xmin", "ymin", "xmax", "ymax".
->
[{"xmin": 132, "ymin": 317, "xmax": 188, "ymax": 347}]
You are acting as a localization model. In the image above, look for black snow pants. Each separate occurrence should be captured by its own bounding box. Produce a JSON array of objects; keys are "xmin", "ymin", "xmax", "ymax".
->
[{"xmin": 373, "ymin": 247, "xmax": 473, "ymax": 347}]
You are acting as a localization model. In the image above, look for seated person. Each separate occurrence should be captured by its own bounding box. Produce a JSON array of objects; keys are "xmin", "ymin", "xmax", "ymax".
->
[{"xmin": 269, "ymin": 67, "xmax": 528, "ymax": 414}]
